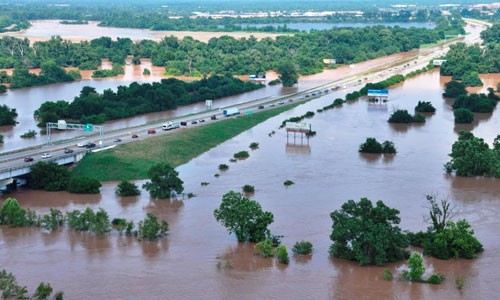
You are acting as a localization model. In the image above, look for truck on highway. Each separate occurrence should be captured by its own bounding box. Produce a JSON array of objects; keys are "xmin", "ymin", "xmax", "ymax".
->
[
  {"xmin": 223, "ymin": 107, "xmax": 240, "ymax": 117},
  {"xmin": 162, "ymin": 121, "xmax": 180, "ymax": 130}
]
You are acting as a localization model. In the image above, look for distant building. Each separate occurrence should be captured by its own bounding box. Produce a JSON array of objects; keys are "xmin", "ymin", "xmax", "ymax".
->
[{"xmin": 323, "ymin": 59, "xmax": 336, "ymax": 65}]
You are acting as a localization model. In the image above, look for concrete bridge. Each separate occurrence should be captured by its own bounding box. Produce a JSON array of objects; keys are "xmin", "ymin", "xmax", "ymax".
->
[{"xmin": 0, "ymin": 151, "xmax": 87, "ymax": 188}]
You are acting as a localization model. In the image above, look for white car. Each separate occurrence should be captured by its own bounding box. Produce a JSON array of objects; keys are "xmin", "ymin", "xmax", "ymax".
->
[
  {"xmin": 77, "ymin": 142, "xmax": 86, "ymax": 147},
  {"xmin": 41, "ymin": 153, "xmax": 52, "ymax": 159}
]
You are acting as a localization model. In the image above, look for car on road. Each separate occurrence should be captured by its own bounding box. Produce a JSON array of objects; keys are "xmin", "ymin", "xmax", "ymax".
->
[
  {"xmin": 278, "ymin": 101, "xmax": 285, "ymax": 105},
  {"xmin": 180, "ymin": 121, "xmax": 188, "ymax": 126},
  {"xmin": 64, "ymin": 148, "xmax": 74, "ymax": 154},
  {"xmin": 147, "ymin": 129, "xmax": 156, "ymax": 134},
  {"xmin": 211, "ymin": 115, "xmax": 217, "ymax": 120},
  {"xmin": 269, "ymin": 103, "xmax": 275, "ymax": 107},
  {"xmin": 191, "ymin": 120, "xmax": 198, "ymax": 124},
  {"xmin": 41, "ymin": 153, "xmax": 52, "ymax": 159},
  {"xmin": 199, "ymin": 119, "xmax": 205, "ymax": 123},
  {"xmin": 77, "ymin": 142, "xmax": 86, "ymax": 147},
  {"xmin": 24, "ymin": 157, "xmax": 34, "ymax": 162},
  {"xmin": 131, "ymin": 134, "xmax": 139, "ymax": 138},
  {"xmin": 289, "ymin": 99, "xmax": 294, "ymax": 102},
  {"xmin": 258, "ymin": 105, "xmax": 265, "ymax": 109},
  {"xmin": 113, "ymin": 138, "xmax": 122, "ymax": 142},
  {"xmin": 85, "ymin": 142, "xmax": 96, "ymax": 148}
]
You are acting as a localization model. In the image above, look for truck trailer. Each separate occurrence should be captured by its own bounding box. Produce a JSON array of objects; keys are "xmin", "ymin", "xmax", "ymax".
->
[{"xmin": 223, "ymin": 107, "xmax": 240, "ymax": 117}]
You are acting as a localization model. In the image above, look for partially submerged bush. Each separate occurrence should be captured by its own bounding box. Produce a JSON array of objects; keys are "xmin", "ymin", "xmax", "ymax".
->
[{"xmin": 292, "ymin": 240, "xmax": 313, "ymax": 255}]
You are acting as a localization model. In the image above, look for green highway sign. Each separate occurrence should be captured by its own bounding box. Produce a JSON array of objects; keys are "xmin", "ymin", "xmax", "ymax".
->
[{"xmin": 84, "ymin": 123, "xmax": 93, "ymax": 132}]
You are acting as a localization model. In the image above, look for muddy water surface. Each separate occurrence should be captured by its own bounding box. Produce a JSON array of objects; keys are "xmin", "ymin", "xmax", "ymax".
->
[{"xmin": 1, "ymin": 70, "xmax": 500, "ymax": 299}]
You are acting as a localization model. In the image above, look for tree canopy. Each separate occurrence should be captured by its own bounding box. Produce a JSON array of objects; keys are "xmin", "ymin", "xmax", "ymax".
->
[
  {"xmin": 329, "ymin": 197, "xmax": 409, "ymax": 265},
  {"xmin": 142, "ymin": 163, "xmax": 184, "ymax": 199},
  {"xmin": 214, "ymin": 191, "xmax": 274, "ymax": 243}
]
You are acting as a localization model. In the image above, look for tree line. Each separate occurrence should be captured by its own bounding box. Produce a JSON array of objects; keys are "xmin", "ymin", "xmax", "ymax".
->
[
  {"xmin": 0, "ymin": 25, "xmax": 447, "ymax": 77},
  {"xmin": 34, "ymin": 75, "xmax": 262, "ymax": 125},
  {"xmin": 440, "ymin": 25, "xmax": 500, "ymax": 82}
]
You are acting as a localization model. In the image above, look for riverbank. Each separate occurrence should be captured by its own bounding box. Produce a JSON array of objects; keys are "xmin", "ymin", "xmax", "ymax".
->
[{"xmin": 72, "ymin": 104, "xmax": 296, "ymax": 181}]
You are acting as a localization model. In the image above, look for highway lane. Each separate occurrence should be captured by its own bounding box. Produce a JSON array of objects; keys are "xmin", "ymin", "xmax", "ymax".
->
[{"xmin": 0, "ymin": 21, "xmax": 486, "ymax": 171}]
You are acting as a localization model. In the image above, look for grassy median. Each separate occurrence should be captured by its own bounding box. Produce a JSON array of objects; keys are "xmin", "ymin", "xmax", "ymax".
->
[{"xmin": 71, "ymin": 105, "xmax": 297, "ymax": 181}]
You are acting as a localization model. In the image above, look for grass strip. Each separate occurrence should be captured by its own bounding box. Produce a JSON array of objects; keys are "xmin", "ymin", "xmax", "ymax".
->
[{"xmin": 72, "ymin": 105, "xmax": 296, "ymax": 181}]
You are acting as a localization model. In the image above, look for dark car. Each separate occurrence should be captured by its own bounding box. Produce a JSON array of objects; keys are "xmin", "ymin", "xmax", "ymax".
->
[
  {"xmin": 191, "ymin": 120, "xmax": 198, "ymax": 125},
  {"xmin": 113, "ymin": 138, "xmax": 122, "ymax": 142},
  {"xmin": 210, "ymin": 115, "xmax": 217, "ymax": 120},
  {"xmin": 147, "ymin": 129, "xmax": 156, "ymax": 134},
  {"xmin": 64, "ymin": 148, "xmax": 74, "ymax": 153},
  {"xmin": 258, "ymin": 105, "xmax": 265, "ymax": 109},
  {"xmin": 131, "ymin": 134, "xmax": 139, "ymax": 139},
  {"xmin": 86, "ymin": 142, "xmax": 97, "ymax": 148},
  {"xmin": 180, "ymin": 121, "xmax": 188, "ymax": 126},
  {"xmin": 24, "ymin": 157, "xmax": 34, "ymax": 162}
]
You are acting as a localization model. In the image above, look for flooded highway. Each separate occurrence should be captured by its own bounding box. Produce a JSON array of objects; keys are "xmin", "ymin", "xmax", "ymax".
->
[{"xmin": 1, "ymin": 70, "xmax": 499, "ymax": 299}]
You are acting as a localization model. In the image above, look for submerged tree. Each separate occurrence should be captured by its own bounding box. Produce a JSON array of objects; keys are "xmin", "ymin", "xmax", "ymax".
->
[
  {"xmin": 329, "ymin": 198, "xmax": 409, "ymax": 265},
  {"xmin": 142, "ymin": 163, "xmax": 184, "ymax": 199},
  {"xmin": 214, "ymin": 191, "xmax": 274, "ymax": 243}
]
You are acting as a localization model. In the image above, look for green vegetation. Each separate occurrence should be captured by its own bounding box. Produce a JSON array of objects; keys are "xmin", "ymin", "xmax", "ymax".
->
[
  {"xmin": 452, "ymin": 89, "xmax": 499, "ymax": 113},
  {"xmin": 66, "ymin": 176, "xmax": 101, "ymax": 194},
  {"xmin": 242, "ymin": 185, "xmax": 255, "ymax": 193},
  {"xmin": 72, "ymin": 105, "xmax": 294, "ymax": 181},
  {"xmin": 461, "ymin": 71, "xmax": 483, "ymax": 87},
  {"xmin": 445, "ymin": 131, "xmax": 500, "ymax": 177},
  {"xmin": 383, "ymin": 269, "xmax": 393, "ymax": 281},
  {"xmin": 276, "ymin": 60, "xmax": 299, "ymax": 86},
  {"xmin": 0, "ymin": 135, "xmax": 3, "ymax": 144},
  {"xmin": 142, "ymin": 163, "xmax": 184, "ymax": 199},
  {"xmin": 276, "ymin": 245, "xmax": 290, "ymax": 264},
  {"xmin": 359, "ymin": 138, "xmax": 397, "ymax": 154},
  {"xmin": 35, "ymin": 75, "xmax": 262, "ymax": 126},
  {"xmin": 322, "ymin": 98, "xmax": 344, "ymax": 110},
  {"xmin": 454, "ymin": 108, "xmax": 474, "ymax": 124},
  {"xmin": 40, "ymin": 208, "xmax": 64, "ymax": 231},
  {"xmin": 440, "ymin": 42, "xmax": 499, "ymax": 80},
  {"xmin": 400, "ymin": 252, "xmax": 445, "ymax": 284},
  {"xmin": 284, "ymin": 180, "xmax": 295, "ymax": 186},
  {"xmin": 415, "ymin": 101, "xmax": 436, "ymax": 113},
  {"xmin": 408, "ymin": 195, "xmax": 484, "ymax": 259},
  {"xmin": 268, "ymin": 79, "xmax": 281, "ymax": 86},
  {"xmin": 66, "ymin": 207, "xmax": 111, "ymax": 234},
  {"xmin": 233, "ymin": 151, "xmax": 250, "ymax": 159},
  {"xmin": 292, "ymin": 240, "xmax": 313, "ymax": 255},
  {"xmin": 280, "ymin": 111, "xmax": 315, "ymax": 128},
  {"xmin": 249, "ymin": 142, "xmax": 259, "ymax": 150},
  {"xmin": 92, "ymin": 69, "xmax": 118, "ymax": 78},
  {"xmin": 20, "ymin": 129, "xmax": 37, "ymax": 138},
  {"xmin": 143, "ymin": 68, "xmax": 150, "ymax": 75},
  {"xmin": 0, "ymin": 198, "xmax": 37, "ymax": 227},
  {"xmin": 137, "ymin": 213, "xmax": 169, "ymax": 240},
  {"xmin": 0, "ymin": 269, "xmax": 63, "ymax": 300},
  {"xmin": 0, "ymin": 23, "xmax": 445, "ymax": 78},
  {"xmin": 255, "ymin": 239, "xmax": 274, "ymax": 258},
  {"xmin": 443, "ymin": 80, "xmax": 467, "ymax": 98},
  {"xmin": 29, "ymin": 162, "xmax": 70, "ymax": 191},
  {"xmin": 388, "ymin": 109, "xmax": 425, "ymax": 124},
  {"xmin": 11, "ymin": 61, "xmax": 74, "ymax": 89},
  {"xmin": 116, "ymin": 180, "xmax": 141, "ymax": 196},
  {"xmin": 456, "ymin": 276, "xmax": 465, "ymax": 290},
  {"xmin": 214, "ymin": 191, "xmax": 274, "ymax": 243},
  {"xmin": 218, "ymin": 164, "xmax": 229, "ymax": 171},
  {"xmin": 0, "ymin": 104, "xmax": 17, "ymax": 126},
  {"xmin": 0, "ymin": 85, "xmax": 6, "ymax": 94},
  {"xmin": 329, "ymin": 198, "xmax": 409, "ymax": 266}
]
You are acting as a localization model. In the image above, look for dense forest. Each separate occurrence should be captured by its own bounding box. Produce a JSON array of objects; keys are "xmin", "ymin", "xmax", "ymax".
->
[
  {"xmin": 34, "ymin": 75, "xmax": 263, "ymax": 125},
  {"xmin": 1, "ymin": 24, "xmax": 448, "ymax": 79},
  {"xmin": 440, "ymin": 24, "xmax": 500, "ymax": 81}
]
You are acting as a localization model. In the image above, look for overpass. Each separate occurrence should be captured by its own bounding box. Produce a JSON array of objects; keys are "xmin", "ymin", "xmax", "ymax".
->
[{"xmin": 0, "ymin": 150, "xmax": 87, "ymax": 189}]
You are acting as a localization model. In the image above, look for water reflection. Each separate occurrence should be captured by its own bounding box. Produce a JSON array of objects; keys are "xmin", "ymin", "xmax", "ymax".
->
[
  {"xmin": 285, "ymin": 143, "xmax": 311, "ymax": 154},
  {"xmin": 218, "ymin": 243, "xmax": 273, "ymax": 273}
]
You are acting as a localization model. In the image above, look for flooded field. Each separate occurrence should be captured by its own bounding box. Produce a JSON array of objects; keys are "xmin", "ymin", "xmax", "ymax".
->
[
  {"xmin": 1, "ymin": 69, "xmax": 500, "ymax": 299},
  {"xmin": 0, "ymin": 20, "xmax": 286, "ymax": 43}
]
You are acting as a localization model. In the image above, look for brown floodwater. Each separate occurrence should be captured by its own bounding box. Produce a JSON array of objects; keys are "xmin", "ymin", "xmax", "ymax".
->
[
  {"xmin": 1, "ymin": 68, "xmax": 500, "ymax": 299},
  {"xmin": 0, "ymin": 48, "xmax": 424, "ymax": 152}
]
